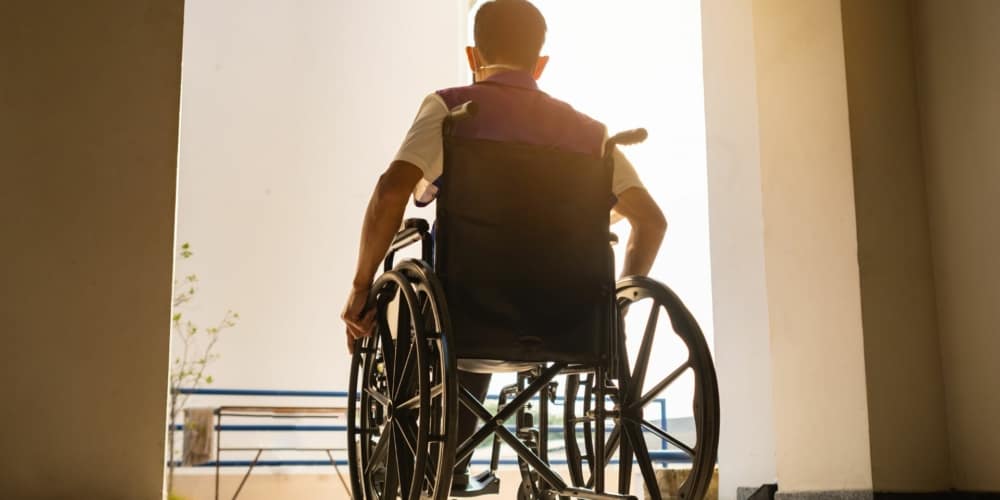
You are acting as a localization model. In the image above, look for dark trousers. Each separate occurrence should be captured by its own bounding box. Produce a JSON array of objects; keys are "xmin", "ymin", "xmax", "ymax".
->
[{"xmin": 455, "ymin": 370, "xmax": 491, "ymax": 475}]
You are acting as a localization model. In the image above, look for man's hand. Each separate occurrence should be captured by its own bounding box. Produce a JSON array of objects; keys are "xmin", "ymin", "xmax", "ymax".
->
[{"xmin": 341, "ymin": 285, "xmax": 375, "ymax": 354}]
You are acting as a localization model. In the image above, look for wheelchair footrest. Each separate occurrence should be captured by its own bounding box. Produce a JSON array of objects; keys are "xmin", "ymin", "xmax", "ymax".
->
[{"xmin": 450, "ymin": 470, "xmax": 501, "ymax": 497}]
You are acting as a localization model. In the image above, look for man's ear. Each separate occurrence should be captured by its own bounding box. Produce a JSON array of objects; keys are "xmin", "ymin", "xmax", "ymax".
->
[
  {"xmin": 533, "ymin": 55, "xmax": 550, "ymax": 80},
  {"xmin": 465, "ymin": 46, "xmax": 479, "ymax": 72}
]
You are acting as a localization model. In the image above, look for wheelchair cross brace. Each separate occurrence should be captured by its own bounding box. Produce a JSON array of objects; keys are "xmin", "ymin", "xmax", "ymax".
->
[{"xmin": 454, "ymin": 363, "xmax": 636, "ymax": 500}]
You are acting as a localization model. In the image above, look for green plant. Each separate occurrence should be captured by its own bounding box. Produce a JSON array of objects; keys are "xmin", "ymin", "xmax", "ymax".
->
[{"xmin": 166, "ymin": 242, "xmax": 239, "ymax": 494}]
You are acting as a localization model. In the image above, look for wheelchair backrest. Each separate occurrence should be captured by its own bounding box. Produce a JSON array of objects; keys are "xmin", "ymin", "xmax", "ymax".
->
[{"xmin": 435, "ymin": 135, "xmax": 616, "ymax": 365}]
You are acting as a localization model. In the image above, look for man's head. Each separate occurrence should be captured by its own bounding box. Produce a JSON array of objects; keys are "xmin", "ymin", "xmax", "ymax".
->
[{"xmin": 467, "ymin": 0, "xmax": 549, "ymax": 80}]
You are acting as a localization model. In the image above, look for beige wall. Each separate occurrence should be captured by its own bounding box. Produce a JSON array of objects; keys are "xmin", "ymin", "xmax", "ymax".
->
[
  {"xmin": 752, "ymin": 0, "xmax": 873, "ymax": 492},
  {"xmin": 701, "ymin": 0, "xmax": 778, "ymax": 497},
  {"xmin": 840, "ymin": 0, "xmax": 951, "ymax": 491},
  {"xmin": 703, "ymin": 0, "xmax": 1000, "ymax": 495},
  {"xmin": 913, "ymin": 0, "xmax": 1000, "ymax": 490},
  {"xmin": 0, "ymin": 1, "xmax": 184, "ymax": 499}
]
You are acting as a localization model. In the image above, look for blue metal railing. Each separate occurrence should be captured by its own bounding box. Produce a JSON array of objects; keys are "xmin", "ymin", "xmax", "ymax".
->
[
  {"xmin": 170, "ymin": 451, "xmax": 689, "ymax": 469},
  {"xmin": 170, "ymin": 387, "xmax": 684, "ymax": 468},
  {"xmin": 176, "ymin": 388, "xmax": 344, "ymax": 397}
]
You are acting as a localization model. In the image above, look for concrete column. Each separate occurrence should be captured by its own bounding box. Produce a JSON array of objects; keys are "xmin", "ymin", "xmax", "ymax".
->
[
  {"xmin": 840, "ymin": 0, "xmax": 951, "ymax": 492},
  {"xmin": 0, "ymin": 2, "xmax": 184, "ymax": 499},
  {"xmin": 701, "ymin": 0, "xmax": 778, "ymax": 498},
  {"xmin": 752, "ymin": 0, "xmax": 874, "ymax": 495},
  {"xmin": 704, "ymin": 0, "xmax": 1000, "ymax": 496},
  {"xmin": 912, "ymin": 0, "xmax": 1000, "ymax": 491}
]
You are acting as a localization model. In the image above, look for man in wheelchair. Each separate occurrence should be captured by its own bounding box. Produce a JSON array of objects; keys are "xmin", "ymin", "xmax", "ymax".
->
[{"xmin": 342, "ymin": 1, "xmax": 718, "ymax": 499}]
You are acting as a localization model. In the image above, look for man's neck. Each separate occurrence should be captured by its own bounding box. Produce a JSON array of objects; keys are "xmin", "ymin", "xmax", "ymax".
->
[{"xmin": 477, "ymin": 63, "xmax": 530, "ymax": 82}]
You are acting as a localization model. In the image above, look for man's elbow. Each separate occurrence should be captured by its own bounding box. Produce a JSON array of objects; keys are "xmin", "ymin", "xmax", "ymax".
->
[
  {"xmin": 372, "ymin": 162, "xmax": 421, "ymax": 208},
  {"xmin": 642, "ymin": 207, "xmax": 668, "ymax": 241},
  {"xmin": 373, "ymin": 174, "xmax": 410, "ymax": 207}
]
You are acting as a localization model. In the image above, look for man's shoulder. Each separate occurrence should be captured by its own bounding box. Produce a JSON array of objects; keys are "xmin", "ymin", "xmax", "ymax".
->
[{"xmin": 433, "ymin": 83, "xmax": 476, "ymax": 106}]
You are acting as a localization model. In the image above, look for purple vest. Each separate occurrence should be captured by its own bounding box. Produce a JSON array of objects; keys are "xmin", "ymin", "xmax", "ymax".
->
[{"xmin": 436, "ymin": 71, "xmax": 606, "ymax": 158}]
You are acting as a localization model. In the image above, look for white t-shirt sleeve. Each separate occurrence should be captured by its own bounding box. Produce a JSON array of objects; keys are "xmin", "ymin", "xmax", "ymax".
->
[
  {"xmin": 393, "ymin": 93, "xmax": 449, "ymax": 205},
  {"xmin": 611, "ymin": 147, "xmax": 644, "ymax": 196}
]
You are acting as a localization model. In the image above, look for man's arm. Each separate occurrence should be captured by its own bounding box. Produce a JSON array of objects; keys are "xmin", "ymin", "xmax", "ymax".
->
[
  {"xmin": 341, "ymin": 160, "xmax": 423, "ymax": 350},
  {"xmin": 613, "ymin": 187, "xmax": 667, "ymax": 277}
]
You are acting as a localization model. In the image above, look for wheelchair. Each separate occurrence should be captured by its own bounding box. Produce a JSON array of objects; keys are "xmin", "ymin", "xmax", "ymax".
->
[{"xmin": 347, "ymin": 102, "xmax": 719, "ymax": 500}]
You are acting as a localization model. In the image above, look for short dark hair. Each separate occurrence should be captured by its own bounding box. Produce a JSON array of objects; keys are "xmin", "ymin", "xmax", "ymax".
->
[{"xmin": 474, "ymin": 0, "xmax": 547, "ymax": 69}]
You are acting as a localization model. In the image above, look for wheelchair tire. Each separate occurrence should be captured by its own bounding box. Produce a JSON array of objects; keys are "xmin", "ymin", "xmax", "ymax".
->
[
  {"xmin": 563, "ymin": 276, "xmax": 720, "ymax": 500},
  {"xmin": 347, "ymin": 262, "xmax": 458, "ymax": 500}
]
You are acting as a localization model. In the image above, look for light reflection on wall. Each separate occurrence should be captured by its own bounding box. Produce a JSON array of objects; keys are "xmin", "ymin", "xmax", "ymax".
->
[{"xmin": 469, "ymin": 1, "xmax": 712, "ymax": 418}]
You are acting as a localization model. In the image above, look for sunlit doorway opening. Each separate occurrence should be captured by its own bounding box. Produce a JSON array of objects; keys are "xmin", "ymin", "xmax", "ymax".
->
[{"xmin": 167, "ymin": 1, "xmax": 712, "ymax": 498}]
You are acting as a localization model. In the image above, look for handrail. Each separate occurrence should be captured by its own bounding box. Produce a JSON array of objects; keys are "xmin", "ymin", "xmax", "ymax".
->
[
  {"xmin": 174, "ymin": 388, "xmax": 348, "ymax": 397},
  {"xmin": 171, "ymin": 451, "xmax": 687, "ymax": 469},
  {"xmin": 170, "ymin": 387, "xmax": 684, "ymax": 467}
]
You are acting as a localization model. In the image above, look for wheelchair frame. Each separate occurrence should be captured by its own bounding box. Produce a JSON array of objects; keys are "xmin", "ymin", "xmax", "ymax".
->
[
  {"xmin": 348, "ymin": 226, "xmax": 719, "ymax": 500},
  {"xmin": 347, "ymin": 105, "xmax": 719, "ymax": 500}
]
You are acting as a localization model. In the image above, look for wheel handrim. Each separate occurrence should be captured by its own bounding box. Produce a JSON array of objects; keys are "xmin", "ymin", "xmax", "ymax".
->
[{"xmin": 348, "ymin": 269, "xmax": 455, "ymax": 500}]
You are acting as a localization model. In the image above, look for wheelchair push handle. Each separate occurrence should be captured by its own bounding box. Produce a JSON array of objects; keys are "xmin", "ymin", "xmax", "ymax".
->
[{"xmin": 607, "ymin": 128, "xmax": 648, "ymax": 148}]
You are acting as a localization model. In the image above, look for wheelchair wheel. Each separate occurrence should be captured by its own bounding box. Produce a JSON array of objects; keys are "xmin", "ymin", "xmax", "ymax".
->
[
  {"xmin": 347, "ymin": 262, "xmax": 457, "ymax": 500},
  {"xmin": 563, "ymin": 276, "xmax": 720, "ymax": 500}
]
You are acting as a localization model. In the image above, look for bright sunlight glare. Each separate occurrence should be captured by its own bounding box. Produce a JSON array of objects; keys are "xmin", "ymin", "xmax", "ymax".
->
[{"xmin": 470, "ymin": 0, "xmax": 712, "ymax": 418}]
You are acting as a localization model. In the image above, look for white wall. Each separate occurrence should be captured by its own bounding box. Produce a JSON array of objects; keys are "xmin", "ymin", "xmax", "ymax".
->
[
  {"xmin": 175, "ymin": 0, "xmax": 465, "ymax": 395},
  {"xmin": 700, "ymin": 0, "xmax": 778, "ymax": 497}
]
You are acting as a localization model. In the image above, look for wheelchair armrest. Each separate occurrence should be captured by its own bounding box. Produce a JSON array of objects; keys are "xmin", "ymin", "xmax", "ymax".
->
[{"xmin": 388, "ymin": 218, "xmax": 431, "ymax": 255}]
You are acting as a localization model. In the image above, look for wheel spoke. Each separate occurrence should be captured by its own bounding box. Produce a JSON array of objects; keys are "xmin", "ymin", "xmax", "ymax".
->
[
  {"xmin": 381, "ymin": 430, "xmax": 399, "ymax": 498},
  {"xmin": 634, "ymin": 360, "xmax": 691, "ymax": 410},
  {"xmin": 397, "ymin": 416, "xmax": 438, "ymax": 491},
  {"xmin": 419, "ymin": 293, "xmax": 431, "ymax": 321},
  {"xmin": 637, "ymin": 418, "xmax": 696, "ymax": 457},
  {"xmin": 627, "ymin": 303, "xmax": 660, "ymax": 403},
  {"xmin": 365, "ymin": 430, "xmax": 392, "ymax": 477},
  {"xmin": 365, "ymin": 387, "xmax": 392, "ymax": 408},
  {"xmin": 392, "ymin": 425, "xmax": 415, "ymax": 499},
  {"xmin": 392, "ymin": 342, "xmax": 415, "ymax": 400},
  {"xmin": 423, "ymin": 447, "xmax": 439, "ymax": 494},
  {"xmin": 395, "ymin": 419, "xmax": 418, "ymax": 455},
  {"xmin": 392, "ymin": 299, "xmax": 412, "ymax": 397},
  {"xmin": 398, "ymin": 383, "xmax": 443, "ymax": 410},
  {"xmin": 624, "ymin": 421, "xmax": 662, "ymax": 500}
]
